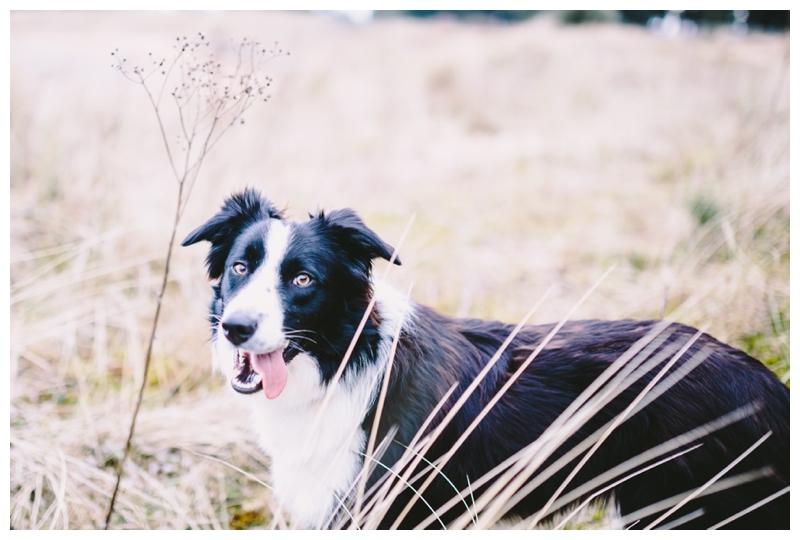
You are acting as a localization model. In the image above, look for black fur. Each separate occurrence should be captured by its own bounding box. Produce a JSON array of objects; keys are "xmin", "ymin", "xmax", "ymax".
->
[{"xmin": 185, "ymin": 190, "xmax": 789, "ymax": 530}]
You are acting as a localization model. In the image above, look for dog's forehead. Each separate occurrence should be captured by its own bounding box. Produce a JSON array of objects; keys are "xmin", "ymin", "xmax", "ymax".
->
[{"xmin": 228, "ymin": 216, "xmax": 330, "ymax": 269}]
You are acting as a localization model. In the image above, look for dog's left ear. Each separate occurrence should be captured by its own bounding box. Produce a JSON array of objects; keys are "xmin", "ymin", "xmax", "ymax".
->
[{"xmin": 319, "ymin": 208, "xmax": 402, "ymax": 266}]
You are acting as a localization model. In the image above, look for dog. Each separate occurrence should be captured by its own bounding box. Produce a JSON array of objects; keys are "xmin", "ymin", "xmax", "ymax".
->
[{"xmin": 183, "ymin": 189, "xmax": 789, "ymax": 529}]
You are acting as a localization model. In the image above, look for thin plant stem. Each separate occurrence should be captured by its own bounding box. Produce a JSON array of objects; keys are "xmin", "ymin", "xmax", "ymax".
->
[
  {"xmin": 104, "ymin": 180, "xmax": 185, "ymax": 529},
  {"xmin": 102, "ymin": 36, "xmax": 279, "ymax": 528}
]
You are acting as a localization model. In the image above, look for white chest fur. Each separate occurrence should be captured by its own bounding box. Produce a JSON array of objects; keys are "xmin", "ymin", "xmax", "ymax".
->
[
  {"xmin": 224, "ymin": 280, "xmax": 412, "ymax": 528},
  {"xmin": 246, "ymin": 354, "xmax": 381, "ymax": 528}
]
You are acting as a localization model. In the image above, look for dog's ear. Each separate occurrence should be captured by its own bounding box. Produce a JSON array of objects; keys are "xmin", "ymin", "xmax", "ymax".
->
[
  {"xmin": 182, "ymin": 188, "xmax": 283, "ymax": 279},
  {"xmin": 317, "ymin": 208, "xmax": 401, "ymax": 267}
]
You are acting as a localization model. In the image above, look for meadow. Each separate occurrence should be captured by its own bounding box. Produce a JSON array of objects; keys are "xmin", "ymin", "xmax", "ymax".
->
[{"xmin": 10, "ymin": 11, "xmax": 788, "ymax": 529}]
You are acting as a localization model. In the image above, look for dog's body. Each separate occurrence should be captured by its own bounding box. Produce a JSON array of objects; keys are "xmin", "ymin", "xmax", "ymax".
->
[{"xmin": 184, "ymin": 190, "xmax": 789, "ymax": 529}]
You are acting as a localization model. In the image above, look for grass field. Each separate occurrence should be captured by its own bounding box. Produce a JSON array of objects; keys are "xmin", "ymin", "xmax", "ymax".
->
[{"xmin": 10, "ymin": 11, "xmax": 789, "ymax": 529}]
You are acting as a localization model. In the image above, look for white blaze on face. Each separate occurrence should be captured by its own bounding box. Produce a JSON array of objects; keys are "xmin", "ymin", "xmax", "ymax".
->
[{"xmin": 220, "ymin": 218, "xmax": 292, "ymax": 353}]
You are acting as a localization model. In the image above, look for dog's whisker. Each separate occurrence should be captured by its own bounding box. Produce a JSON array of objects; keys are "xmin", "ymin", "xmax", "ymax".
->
[
  {"xmin": 288, "ymin": 335, "xmax": 318, "ymax": 345},
  {"xmin": 283, "ymin": 327, "xmax": 321, "ymax": 336}
]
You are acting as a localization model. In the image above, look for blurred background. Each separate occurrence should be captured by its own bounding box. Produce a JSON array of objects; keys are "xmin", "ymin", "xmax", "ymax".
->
[{"xmin": 10, "ymin": 10, "xmax": 789, "ymax": 529}]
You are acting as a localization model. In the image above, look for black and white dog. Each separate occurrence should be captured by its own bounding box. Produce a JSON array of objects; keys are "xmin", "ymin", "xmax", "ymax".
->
[{"xmin": 183, "ymin": 189, "xmax": 789, "ymax": 529}]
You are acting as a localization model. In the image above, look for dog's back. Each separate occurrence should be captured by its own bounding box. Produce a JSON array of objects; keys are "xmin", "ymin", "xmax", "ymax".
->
[{"xmin": 370, "ymin": 313, "xmax": 789, "ymax": 529}]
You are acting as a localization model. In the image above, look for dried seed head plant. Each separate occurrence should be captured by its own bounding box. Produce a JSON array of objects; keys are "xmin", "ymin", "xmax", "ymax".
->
[{"xmin": 103, "ymin": 34, "xmax": 286, "ymax": 528}]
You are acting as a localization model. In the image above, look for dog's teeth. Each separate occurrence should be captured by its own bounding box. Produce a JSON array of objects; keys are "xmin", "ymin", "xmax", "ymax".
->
[
  {"xmin": 230, "ymin": 350, "xmax": 262, "ymax": 394},
  {"xmin": 237, "ymin": 373, "xmax": 261, "ymax": 388}
]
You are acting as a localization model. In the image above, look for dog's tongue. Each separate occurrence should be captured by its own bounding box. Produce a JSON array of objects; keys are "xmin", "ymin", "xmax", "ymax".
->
[{"xmin": 252, "ymin": 349, "xmax": 287, "ymax": 399}]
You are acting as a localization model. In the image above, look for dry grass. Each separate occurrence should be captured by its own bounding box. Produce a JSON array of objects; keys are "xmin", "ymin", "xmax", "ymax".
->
[{"xmin": 10, "ymin": 11, "xmax": 788, "ymax": 529}]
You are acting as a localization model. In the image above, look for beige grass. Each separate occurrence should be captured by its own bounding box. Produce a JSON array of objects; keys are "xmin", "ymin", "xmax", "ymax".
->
[{"xmin": 10, "ymin": 11, "xmax": 788, "ymax": 529}]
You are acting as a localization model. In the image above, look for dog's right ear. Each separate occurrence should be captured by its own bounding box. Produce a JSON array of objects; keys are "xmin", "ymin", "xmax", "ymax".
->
[{"xmin": 182, "ymin": 188, "xmax": 282, "ymax": 279}]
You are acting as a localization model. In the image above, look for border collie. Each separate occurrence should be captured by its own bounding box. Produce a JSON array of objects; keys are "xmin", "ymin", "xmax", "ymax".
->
[{"xmin": 183, "ymin": 189, "xmax": 789, "ymax": 529}]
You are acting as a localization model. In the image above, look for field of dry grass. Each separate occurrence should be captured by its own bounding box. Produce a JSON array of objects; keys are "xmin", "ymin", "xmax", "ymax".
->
[{"xmin": 10, "ymin": 11, "xmax": 788, "ymax": 529}]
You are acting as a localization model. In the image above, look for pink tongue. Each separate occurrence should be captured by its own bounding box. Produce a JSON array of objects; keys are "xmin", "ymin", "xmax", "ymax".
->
[{"xmin": 252, "ymin": 348, "xmax": 288, "ymax": 399}]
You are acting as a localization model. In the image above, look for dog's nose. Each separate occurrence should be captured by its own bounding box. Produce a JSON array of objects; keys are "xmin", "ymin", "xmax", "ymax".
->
[{"xmin": 221, "ymin": 313, "xmax": 258, "ymax": 346}]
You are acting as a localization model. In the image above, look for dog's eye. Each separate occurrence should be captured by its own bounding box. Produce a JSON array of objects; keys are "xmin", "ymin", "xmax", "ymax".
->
[
  {"xmin": 292, "ymin": 272, "xmax": 313, "ymax": 287},
  {"xmin": 231, "ymin": 262, "xmax": 248, "ymax": 276}
]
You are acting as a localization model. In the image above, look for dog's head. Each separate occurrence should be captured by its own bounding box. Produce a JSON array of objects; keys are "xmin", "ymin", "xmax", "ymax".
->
[{"xmin": 182, "ymin": 188, "xmax": 400, "ymax": 400}]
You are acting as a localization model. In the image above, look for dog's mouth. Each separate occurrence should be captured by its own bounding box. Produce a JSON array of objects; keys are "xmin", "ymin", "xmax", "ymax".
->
[{"xmin": 231, "ymin": 347, "xmax": 288, "ymax": 399}]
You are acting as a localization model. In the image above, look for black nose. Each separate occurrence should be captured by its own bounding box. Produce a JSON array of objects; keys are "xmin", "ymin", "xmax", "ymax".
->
[{"xmin": 221, "ymin": 313, "xmax": 258, "ymax": 346}]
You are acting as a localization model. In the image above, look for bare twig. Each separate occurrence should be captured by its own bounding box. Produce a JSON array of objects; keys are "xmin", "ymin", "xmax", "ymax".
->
[{"xmin": 103, "ymin": 34, "xmax": 284, "ymax": 529}]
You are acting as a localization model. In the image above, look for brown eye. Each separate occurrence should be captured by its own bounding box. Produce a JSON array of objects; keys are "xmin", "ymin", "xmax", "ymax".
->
[
  {"xmin": 231, "ymin": 262, "xmax": 248, "ymax": 275},
  {"xmin": 293, "ymin": 272, "xmax": 313, "ymax": 287}
]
